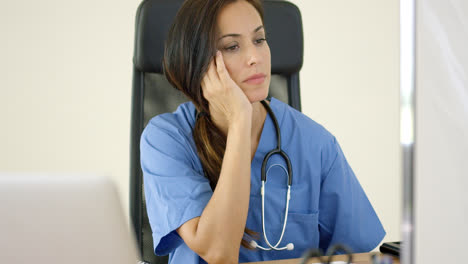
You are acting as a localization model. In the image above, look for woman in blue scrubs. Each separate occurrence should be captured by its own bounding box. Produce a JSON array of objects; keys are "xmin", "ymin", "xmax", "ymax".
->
[{"xmin": 140, "ymin": 0, "xmax": 386, "ymax": 263}]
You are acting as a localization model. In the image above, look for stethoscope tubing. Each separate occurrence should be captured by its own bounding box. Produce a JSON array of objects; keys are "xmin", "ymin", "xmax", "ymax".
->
[
  {"xmin": 261, "ymin": 181, "xmax": 291, "ymax": 250},
  {"xmin": 255, "ymin": 100, "xmax": 293, "ymax": 251},
  {"xmin": 259, "ymin": 100, "xmax": 293, "ymax": 185}
]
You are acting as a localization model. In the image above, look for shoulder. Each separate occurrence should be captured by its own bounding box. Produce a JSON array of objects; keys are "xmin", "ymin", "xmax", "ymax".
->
[
  {"xmin": 142, "ymin": 101, "xmax": 196, "ymax": 142},
  {"xmin": 271, "ymin": 98, "xmax": 341, "ymax": 176},
  {"xmin": 272, "ymin": 98, "xmax": 336, "ymax": 146},
  {"xmin": 140, "ymin": 101, "xmax": 198, "ymax": 160}
]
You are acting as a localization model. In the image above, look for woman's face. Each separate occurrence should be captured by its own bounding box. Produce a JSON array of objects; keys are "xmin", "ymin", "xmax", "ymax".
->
[{"xmin": 216, "ymin": 0, "xmax": 271, "ymax": 103}]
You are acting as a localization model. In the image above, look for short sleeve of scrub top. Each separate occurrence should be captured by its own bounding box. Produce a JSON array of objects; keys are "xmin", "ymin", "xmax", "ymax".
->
[
  {"xmin": 140, "ymin": 103, "xmax": 212, "ymax": 260},
  {"xmin": 317, "ymin": 135, "xmax": 386, "ymax": 253}
]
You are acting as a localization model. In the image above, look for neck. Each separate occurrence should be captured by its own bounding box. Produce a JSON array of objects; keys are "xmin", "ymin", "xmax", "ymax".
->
[{"xmin": 250, "ymin": 101, "xmax": 267, "ymax": 146}]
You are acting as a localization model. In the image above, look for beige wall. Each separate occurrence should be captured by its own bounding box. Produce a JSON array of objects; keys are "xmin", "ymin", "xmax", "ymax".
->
[
  {"xmin": 0, "ymin": 0, "xmax": 139, "ymax": 213},
  {"xmin": 0, "ymin": 0, "xmax": 401, "ymax": 249}
]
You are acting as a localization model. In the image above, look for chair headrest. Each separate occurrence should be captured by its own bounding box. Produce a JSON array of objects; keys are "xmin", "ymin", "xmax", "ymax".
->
[{"xmin": 133, "ymin": 0, "xmax": 303, "ymax": 75}]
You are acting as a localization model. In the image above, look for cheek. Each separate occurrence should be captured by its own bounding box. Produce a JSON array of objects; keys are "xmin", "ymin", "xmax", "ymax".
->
[
  {"xmin": 262, "ymin": 45, "xmax": 272, "ymax": 70},
  {"xmin": 223, "ymin": 58, "xmax": 243, "ymax": 82}
]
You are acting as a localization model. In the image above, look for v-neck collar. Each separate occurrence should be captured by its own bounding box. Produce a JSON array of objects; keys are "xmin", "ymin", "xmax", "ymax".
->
[{"xmin": 252, "ymin": 97, "xmax": 284, "ymax": 160}]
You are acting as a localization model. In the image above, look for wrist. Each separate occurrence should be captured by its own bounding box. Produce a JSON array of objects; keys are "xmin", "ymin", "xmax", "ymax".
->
[{"xmin": 228, "ymin": 108, "xmax": 252, "ymax": 131}]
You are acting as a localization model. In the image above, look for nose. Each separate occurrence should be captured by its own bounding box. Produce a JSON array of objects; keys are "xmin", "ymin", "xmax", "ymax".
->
[{"xmin": 246, "ymin": 43, "xmax": 260, "ymax": 66}]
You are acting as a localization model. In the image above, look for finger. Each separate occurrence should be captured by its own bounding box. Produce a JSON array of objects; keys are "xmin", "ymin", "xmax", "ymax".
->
[
  {"xmin": 201, "ymin": 72, "xmax": 212, "ymax": 94},
  {"xmin": 201, "ymin": 60, "xmax": 217, "ymax": 98},
  {"xmin": 215, "ymin": 50, "xmax": 227, "ymax": 81},
  {"xmin": 208, "ymin": 59, "xmax": 221, "ymax": 89},
  {"xmin": 207, "ymin": 57, "xmax": 219, "ymax": 83}
]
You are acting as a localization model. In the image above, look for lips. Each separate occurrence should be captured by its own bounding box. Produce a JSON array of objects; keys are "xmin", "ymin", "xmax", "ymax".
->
[{"xmin": 243, "ymin": 73, "xmax": 266, "ymax": 85}]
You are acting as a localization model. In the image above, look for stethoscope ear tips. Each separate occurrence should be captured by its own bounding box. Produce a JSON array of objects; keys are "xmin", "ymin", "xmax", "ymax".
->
[{"xmin": 286, "ymin": 243, "xmax": 294, "ymax": 251}]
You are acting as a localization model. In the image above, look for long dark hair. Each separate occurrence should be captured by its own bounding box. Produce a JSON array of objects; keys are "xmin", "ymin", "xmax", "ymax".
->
[{"xmin": 163, "ymin": 0, "xmax": 263, "ymax": 249}]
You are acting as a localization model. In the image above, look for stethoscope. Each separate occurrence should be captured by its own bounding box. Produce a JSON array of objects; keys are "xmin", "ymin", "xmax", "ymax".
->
[{"xmin": 249, "ymin": 100, "xmax": 294, "ymax": 251}]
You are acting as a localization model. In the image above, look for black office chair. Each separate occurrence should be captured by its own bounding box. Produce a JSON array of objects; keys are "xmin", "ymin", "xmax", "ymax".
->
[{"xmin": 130, "ymin": 0, "xmax": 303, "ymax": 263}]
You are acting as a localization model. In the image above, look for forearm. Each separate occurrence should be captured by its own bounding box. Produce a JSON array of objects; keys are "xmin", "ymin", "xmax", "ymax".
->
[{"xmin": 195, "ymin": 117, "xmax": 252, "ymax": 262}]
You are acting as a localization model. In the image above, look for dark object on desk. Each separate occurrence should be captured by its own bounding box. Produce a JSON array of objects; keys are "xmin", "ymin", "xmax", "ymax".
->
[
  {"xmin": 130, "ymin": 0, "xmax": 304, "ymax": 263},
  {"xmin": 379, "ymin": 241, "xmax": 401, "ymax": 257},
  {"xmin": 299, "ymin": 244, "xmax": 353, "ymax": 264}
]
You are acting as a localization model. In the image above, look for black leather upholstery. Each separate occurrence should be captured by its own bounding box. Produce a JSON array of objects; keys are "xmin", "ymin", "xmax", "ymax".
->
[
  {"xmin": 134, "ymin": 0, "xmax": 303, "ymax": 74},
  {"xmin": 130, "ymin": 1, "xmax": 303, "ymax": 263}
]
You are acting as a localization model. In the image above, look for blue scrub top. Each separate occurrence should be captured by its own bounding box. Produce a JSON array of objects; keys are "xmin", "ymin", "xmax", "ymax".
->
[{"xmin": 140, "ymin": 97, "xmax": 385, "ymax": 264}]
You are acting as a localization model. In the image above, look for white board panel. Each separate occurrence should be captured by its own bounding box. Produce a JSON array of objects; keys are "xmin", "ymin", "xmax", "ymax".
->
[{"xmin": 415, "ymin": 1, "xmax": 468, "ymax": 263}]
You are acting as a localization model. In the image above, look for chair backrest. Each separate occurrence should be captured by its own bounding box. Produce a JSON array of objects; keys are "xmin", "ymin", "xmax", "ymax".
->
[{"xmin": 130, "ymin": 0, "xmax": 303, "ymax": 263}]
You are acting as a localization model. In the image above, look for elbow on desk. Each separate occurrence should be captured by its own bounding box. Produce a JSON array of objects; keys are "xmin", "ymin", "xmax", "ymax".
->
[
  {"xmin": 204, "ymin": 253, "xmax": 238, "ymax": 264},
  {"xmin": 197, "ymin": 243, "xmax": 239, "ymax": 264},
  {"xmin": 189, "ymin": 238, "xmax": 239, "ymax": 264},
  {"xmin": 177, "ymin": 219, "xmax": 241, "ymax": 263},
  {"xmin": 200, "ymin": 244, "xmax": 239, "ymax": 264}
]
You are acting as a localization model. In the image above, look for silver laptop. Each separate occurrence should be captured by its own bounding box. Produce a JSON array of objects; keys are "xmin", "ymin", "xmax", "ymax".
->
[{"xmin": 0, "ymin": 173, "xmax": 139, "ymax": 264}]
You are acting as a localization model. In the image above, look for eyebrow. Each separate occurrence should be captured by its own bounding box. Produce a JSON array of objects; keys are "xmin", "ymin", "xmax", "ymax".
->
[{"xmin": 218, "ymin": 25, "xmax": 264, "ymax": 41}]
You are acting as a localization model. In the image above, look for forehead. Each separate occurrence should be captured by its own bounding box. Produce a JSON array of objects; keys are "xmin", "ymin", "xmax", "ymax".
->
[{"xmin": 217, "ymin": 0, "xmax": 263, "ymax": 35}]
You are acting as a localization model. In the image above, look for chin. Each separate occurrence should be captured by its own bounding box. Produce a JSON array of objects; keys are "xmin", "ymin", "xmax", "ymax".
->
[
  {"xmin": 245, "ymin": 86, "xmax": 269, "ymax": 103},
  {"xmin": 247, "ymin": 90, "xmax": 268, "ymax": 104},
  {"xmin": 242, "ymin": 80, "xmax": 270, "ymax": 103}
]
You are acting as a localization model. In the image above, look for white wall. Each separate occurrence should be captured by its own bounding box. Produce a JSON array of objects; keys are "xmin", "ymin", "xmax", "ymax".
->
[
  {"xmin": 415, "ymin": 1, "xmax": 468, "ymax": 263},
  {"xmin": 0, "ymin": 0, "xmax": 401, "ymax": 249}
]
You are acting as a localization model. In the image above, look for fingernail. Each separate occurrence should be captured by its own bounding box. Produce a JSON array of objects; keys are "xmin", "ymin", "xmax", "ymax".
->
[{"xmin": 216, "ymin": 50, "xmax": 220, "ymax": 56}]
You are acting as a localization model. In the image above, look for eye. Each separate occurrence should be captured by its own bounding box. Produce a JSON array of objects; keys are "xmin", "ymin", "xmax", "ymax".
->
[
  {"xmin": 224, "ymin": 44, "xmax": 239, "ymax": 52},
  {"xmin": 255, "ymin": 38, "xmax": 267, "ymax": 45}
]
